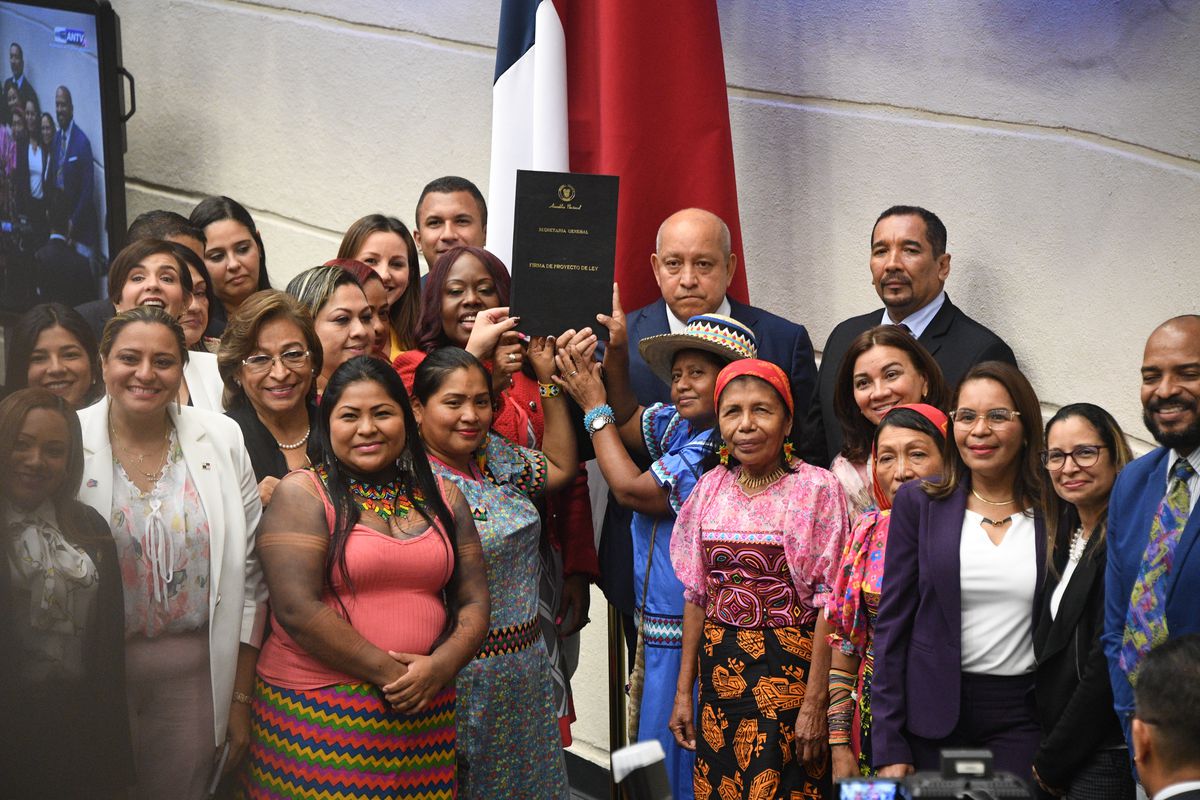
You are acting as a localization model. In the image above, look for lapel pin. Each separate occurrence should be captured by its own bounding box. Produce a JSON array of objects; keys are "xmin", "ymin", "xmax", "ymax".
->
[
  {"xmin": 202, "ymin": 462, "xmax": 212, "ymax": 470},
  {"xmin": 86, "ymin": 479, "xmax": 98, "ymax": 488}
]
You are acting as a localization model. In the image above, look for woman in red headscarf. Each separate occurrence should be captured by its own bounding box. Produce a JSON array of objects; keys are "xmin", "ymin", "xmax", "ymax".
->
[
  {"xmin": 669, "ymin": 359, "xmax": 850, "ymax": 800},
  {"xmin": 824, "ymin": 404, "xmax": 948, "ymax": 777}
]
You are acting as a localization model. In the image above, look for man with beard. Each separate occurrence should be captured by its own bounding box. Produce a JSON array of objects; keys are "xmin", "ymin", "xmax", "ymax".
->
[
  {"xmin": 800, "ymin": 205, "xmax": 1015, "ymax": 466},
  {"xmin": 1103, "ymin": 315, "xmax": 1200, "ymax": 748}
]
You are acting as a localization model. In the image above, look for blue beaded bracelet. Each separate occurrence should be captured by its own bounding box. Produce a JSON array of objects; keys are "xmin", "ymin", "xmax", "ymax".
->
[{"xmin": 583, "ymin": 404, "xmax": 615, "ymax": 430}]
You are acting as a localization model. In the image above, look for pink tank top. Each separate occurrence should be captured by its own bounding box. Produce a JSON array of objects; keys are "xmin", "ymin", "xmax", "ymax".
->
[{"xmin": 257, "ymin": 471, "xmax": 455, "ymax": 689}]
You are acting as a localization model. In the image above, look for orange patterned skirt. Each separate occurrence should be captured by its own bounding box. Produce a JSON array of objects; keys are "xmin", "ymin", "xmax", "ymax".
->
[{"xmin": 693, "ymin": 619, "xmax": 831, "ymax": 800}]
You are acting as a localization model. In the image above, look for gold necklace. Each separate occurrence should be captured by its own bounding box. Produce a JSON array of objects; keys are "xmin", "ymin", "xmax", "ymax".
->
[
  {"xmin": 111, "ymin": 421, "xmax": 172, "ymax": 480},
  {"xmin": 739, "ymin": 465, "xmax": 787, "ymax": 490},
  {"xmin": 971, "ymin": 488, "xmax": 1014, "ymax": 506}
]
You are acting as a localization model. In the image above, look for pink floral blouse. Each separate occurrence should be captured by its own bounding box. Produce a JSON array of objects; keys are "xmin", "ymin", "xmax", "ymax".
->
[
  {"xmin": 110, "ymin": 433, "xmax": 211, "ymax": 637},
  {"xmin": 670, "ymin": 462, "xmax": 850, "ymax": 617}
]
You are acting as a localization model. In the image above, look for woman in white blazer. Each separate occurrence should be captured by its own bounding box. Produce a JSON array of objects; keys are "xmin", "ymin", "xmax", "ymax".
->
[
  {"xmin": 107, "ymin": 238, "xmax": 225, "ymax": 411},
  {"xmin": 78, "ymin": 306, "xmax": 265, "ymax": 800}
]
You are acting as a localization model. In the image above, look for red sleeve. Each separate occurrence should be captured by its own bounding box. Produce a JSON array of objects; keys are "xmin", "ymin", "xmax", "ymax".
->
[
  {"xmin": 391, "ymin": 349, "xmax": 426, "ymax": 393},
  {"xmin": 545, "ymin": 468, "xmax": 599, "ymax": 580}
]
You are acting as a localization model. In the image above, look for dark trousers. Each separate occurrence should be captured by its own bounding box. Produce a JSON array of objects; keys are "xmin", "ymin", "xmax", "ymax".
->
[{"xmin": 909, "ymin": 672, "xmax": 1040, "ymax": 786}]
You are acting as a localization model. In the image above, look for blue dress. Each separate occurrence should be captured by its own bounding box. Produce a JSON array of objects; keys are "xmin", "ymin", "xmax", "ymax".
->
[
  {"xmin": 632, "ymin": 403, "xmax": 714, "ymax": 800},
  {"xmin": 431, "ymin": 435, "xmax": 569, "ymax": 799}
]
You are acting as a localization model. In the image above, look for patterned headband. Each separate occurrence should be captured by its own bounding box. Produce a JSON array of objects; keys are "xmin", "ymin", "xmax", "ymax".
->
[{"xmin": 713, "ymin": 358, "xmax": 793, "ymax": 415}]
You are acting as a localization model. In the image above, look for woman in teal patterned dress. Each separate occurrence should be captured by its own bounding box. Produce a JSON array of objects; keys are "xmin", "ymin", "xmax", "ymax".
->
[{"xmin": 410, "ymin": 346, "xmax": 578, "ymax": 799}]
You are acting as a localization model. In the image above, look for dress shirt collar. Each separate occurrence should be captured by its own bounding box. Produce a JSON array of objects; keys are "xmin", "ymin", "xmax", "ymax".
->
[
  {"xmin": 880, "ymin": 290, "xmax": 946, "ymax": 340},
  {"xmin": 1168, "ymin": 447, "xmax": 1200, "ymax": 514},
  {"xmin": 1154, "ymin": 781, "xmax": 1200, "ymax": 800},
  {"xmin": 667, "ymin": 296, "xmax": 732, "ymax": 334}
]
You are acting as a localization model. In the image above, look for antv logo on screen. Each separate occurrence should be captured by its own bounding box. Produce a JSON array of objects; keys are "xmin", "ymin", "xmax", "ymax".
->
[{"xmin": 53, "ymin": 27, "xmax": 88, "ymax": 48}]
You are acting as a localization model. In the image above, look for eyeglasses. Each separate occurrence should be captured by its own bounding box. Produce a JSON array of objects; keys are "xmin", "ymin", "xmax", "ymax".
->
[
  {"xmin": 241, "ymin": 349, "xmax": 311, "ymax": 373},
  {"xmin": 1041, "ymin": 445, "xmax": 1107, "ymax": 471},
  {"xmin": 948, "ymin": 408, "xmax": 1022, "ymax": 427}
]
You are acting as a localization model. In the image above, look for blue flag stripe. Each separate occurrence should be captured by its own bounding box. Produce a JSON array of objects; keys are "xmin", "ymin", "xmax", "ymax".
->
[{"xmin": 495, "ymin": 0, "xmax": 542, "ymax": 83}]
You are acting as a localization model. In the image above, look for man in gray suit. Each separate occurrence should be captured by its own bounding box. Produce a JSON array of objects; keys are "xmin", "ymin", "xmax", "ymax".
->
[{"xmin": 801, "ymin": 205, "xmax": 1016, "ymax": 466}]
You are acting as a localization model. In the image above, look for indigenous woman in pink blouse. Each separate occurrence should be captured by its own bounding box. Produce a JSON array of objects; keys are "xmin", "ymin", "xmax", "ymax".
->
[
  {"xmin": 824, "ymin": 404, "xmax": 947, "ymax": 778},
  {"xmin": 669, "ymin": 359, "xmax": 850, "ymax": 800}
]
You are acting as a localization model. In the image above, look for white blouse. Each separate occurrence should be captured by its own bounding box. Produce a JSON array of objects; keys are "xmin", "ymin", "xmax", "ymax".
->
[{"xmin": 959, "ymin": 510, "xmax": 1037, "ymax": 675}]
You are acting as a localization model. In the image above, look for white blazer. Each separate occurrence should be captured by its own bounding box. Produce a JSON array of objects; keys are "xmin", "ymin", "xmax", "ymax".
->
[
  {"xmin": 183, "ymin": 350, "xmax": 226, "ymax": 412},
  {"xmin": 78, "ymin": 397, "xmax": 267, "ymax": 746}
]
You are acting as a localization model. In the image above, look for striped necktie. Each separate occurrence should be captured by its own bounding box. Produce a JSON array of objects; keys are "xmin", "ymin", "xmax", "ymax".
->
[{"xmin": 1119, "ymin": 456, "xmax": 1195, "ymax": 682}]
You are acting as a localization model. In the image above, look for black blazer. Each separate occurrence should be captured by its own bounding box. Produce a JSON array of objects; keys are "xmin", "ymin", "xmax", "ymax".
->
[
  {"xmin": 1032, "ymin": 523, "xmax": 1126, "ymax": 789},
  {"xmin": 225, "ymin": 397, "xmax": 322, "ymax": 482},
  {"xmin": 801, "ymin": 294, "xmax": 1016, "ymax": 467},
  {"xmin": 0, "ymin": 504, "xmax": 134, "ymax": 794}
]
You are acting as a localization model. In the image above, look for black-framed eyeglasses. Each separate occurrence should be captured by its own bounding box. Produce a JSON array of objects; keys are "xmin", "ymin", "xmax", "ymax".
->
[
  {"xmin": 948, "ymin": 408, "xmax": 1022, "ymax": 427},
  {"xmin": 241, "ymin": 349, "xmax": 311, "ymax": 374},
  {"xmin": 1041, "ymin": 445, "xmax": 1107, "ymax": 471}
]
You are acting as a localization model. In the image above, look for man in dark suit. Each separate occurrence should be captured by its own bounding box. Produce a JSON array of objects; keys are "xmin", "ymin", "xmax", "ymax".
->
[
  {"xmin": 4, "ymin": 43, "xmax": 38, "ymax": 109},
  {"xmin": 802, "ymin": 205, "xmax": 1016, "ymax": 467},
  {"xmin": 1103, "ymin": 315, "xmax": 1200, "ymax": 748},
  {"xmin": 601, "ymin": 206, "xmax": 817, "ymax": 648},
  {"xmin": 625, "ymin": 207, "xmax": 817, "ymax": 423},
  {"xmin": 1130, "ymin": 635, "xmax": 1200, "ymax": 800},
  {"xmin": 36, "ymin": 190, "xmax": 94, "ymax": 307},
  {"xmin": 46, "ymin": 86, "xmax": 98, "ymax": 258}
]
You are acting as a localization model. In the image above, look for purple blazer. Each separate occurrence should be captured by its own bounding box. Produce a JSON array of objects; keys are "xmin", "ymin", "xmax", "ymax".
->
[{"xmin": 870, "ymin": 480, "xmax": 1046, "ymax": 767}]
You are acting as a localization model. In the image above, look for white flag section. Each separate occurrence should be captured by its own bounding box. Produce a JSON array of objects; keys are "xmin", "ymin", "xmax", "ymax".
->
[{"xmin": 487, "ymin": 0, "xmax": 569, "ymax": 272}]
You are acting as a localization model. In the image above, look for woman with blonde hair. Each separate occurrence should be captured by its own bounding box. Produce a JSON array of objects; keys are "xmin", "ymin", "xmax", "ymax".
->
[{"xmin": 337, "ymin": 214, "xmax": 422, "ymax": 358}]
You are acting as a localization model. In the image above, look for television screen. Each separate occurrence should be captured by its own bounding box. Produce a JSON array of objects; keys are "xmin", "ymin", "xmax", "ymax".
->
[{"xmin": 0, "ymin": 0, "xmax": 125, "ymax": 310}]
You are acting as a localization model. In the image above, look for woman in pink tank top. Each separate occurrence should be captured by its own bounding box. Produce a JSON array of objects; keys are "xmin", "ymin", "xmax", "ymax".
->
[{"xmin": 238, "ymin": 356, "xmax": 490, "ymax": 799}]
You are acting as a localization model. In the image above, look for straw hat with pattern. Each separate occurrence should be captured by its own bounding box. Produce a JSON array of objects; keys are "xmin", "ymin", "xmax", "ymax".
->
[{"xmin": 638, "ymin": 314, "xmax": 758, "ymax": 384}]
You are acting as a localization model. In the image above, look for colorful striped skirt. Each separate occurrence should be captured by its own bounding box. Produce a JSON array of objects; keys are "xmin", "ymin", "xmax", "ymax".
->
[{"xmin": 238, "ymin": 677, "xmax": 456, "ymax": 800}]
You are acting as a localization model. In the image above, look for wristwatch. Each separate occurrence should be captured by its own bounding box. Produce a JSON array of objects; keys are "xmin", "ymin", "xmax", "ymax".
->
[
  {"xmin": 588, "ymin": 412, "xmax": 616, "ymax": 438},
  {"xmin": 583, "ymin": 404, "xmax": 617, "ymax": 439}
]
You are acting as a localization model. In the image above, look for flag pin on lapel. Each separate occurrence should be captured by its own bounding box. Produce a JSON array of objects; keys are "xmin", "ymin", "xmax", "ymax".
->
[{"xmin": 86, "ymin": 479, "xmax": 98, "ymax": 488}]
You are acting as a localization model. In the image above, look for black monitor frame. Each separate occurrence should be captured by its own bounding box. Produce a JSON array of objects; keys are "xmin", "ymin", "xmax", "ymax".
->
[{"xmin": 0, "ymin": 0, "xmax": 129, "ymax": 286}]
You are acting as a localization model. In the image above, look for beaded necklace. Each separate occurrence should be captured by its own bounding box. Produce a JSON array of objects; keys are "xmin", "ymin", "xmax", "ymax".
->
[{"xmin": 316, "ymin": 465, "xmax": 423, "ymax": 521}]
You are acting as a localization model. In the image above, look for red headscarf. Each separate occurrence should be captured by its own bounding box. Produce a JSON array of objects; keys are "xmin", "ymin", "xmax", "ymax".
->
[
  {"xmin": 869, "ymin": 402, "xmax": 948, "ymax": 511},
  {"xmin": 714, "ymin": 359, "xmax": 793, "ymax": 416},
  {"xmin": 826, "ymin": 402, "xmax": 948, "ymax": 659}
]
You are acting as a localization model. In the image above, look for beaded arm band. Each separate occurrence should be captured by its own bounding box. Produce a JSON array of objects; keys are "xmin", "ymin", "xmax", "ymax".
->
[{"xmin": 827, "ymin": 667, "xmax": 857, "ymax": 746}]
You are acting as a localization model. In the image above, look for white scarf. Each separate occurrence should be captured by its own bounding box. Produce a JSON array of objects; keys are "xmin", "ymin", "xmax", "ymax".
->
[{"xmin": 6, "ymin": 501, "xmax": 99, "ymax": 635}]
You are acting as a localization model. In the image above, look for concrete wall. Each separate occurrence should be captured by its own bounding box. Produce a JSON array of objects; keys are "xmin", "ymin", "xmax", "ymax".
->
[{"xmin": 108, "ymin": 0, "xmax": 1200, "ymax": 768}]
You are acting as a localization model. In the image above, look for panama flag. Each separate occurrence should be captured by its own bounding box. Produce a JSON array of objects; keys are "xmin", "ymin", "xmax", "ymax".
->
[{"xmin": 488, "ymin": 0, "xmax": 749, "ymax": 310}]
